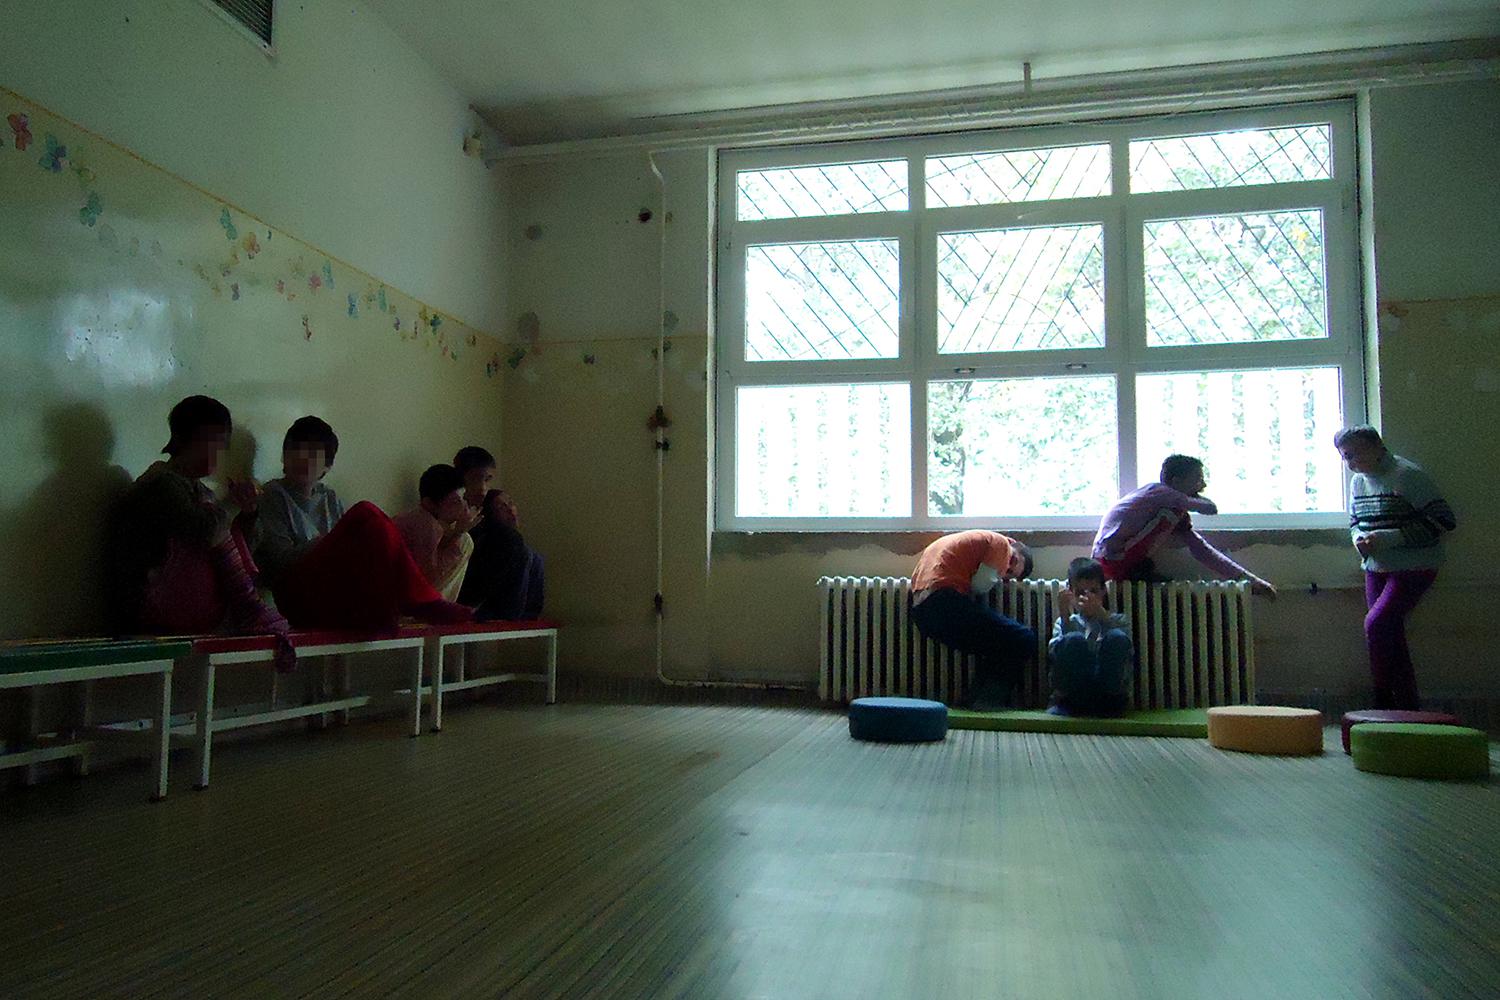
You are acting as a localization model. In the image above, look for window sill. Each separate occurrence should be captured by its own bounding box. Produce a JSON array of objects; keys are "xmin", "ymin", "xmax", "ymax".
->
[{"xmin": 711, "ymin": 526, "xmax": 1351, "ymax": 558}]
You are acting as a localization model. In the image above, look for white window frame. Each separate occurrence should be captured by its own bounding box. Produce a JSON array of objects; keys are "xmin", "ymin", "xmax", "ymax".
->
[{"xmin": 715, "ymin": 100, "xmax": 1362, "ymax": 531}]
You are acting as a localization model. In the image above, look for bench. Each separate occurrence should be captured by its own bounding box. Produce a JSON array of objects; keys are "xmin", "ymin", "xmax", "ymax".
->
[
  {"xmin": 423, "ymin": 620, "xmax": 559, "ymax": 731},
  {"xmin": 0, "ymin": 639, "xmax": 189, "ymax": 801},
  {"xmin": 183, "ymin": 628, "xmax": 429, "ymax": 789}
]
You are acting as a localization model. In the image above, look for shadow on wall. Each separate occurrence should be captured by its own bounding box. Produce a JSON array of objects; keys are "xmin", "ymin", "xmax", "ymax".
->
[{"xmin": 0, "ymin": 403, "xmax": 131, "ymax": 638}]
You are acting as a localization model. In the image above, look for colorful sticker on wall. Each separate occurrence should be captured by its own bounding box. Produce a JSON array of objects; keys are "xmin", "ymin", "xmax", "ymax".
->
[
  {"xmin": 231, "ymin": 283, "xmax": 241, "ymax": 301},
  {"xmin": 242, "ymin": 232, "xmax": 261, "ymax": 259},
  {"xmin": 506, "ymin": 348, "xmax": 526, "ymax": 369},
  {"xmin": 346, "ymin": 294, "xmax": 358, "ymax": 318},
  {"xmin": 308, "ymin": 272, "xmax": 322, "ymax": 292},
  {"xmin": 485, "ymin": 353, "xmax": 502, "ymax": 377},
  {"xmin": 275, "ymin": 279, "xmax": 286, "ymax": 296},
  {"xmin": 321, "ymin": 261, "xmax": 334, "ymax": 289},
  {"xmin": 38, "ymin": 134, "xmax": 67, "ymax": 173},
  {"xmin": 7, "ymin": 113, "xmax": 32, "ymax": 151},
  {"xmin": 219, "ymin": 207, "xmax": 238, "ymax": 241},
  {"xmin": 377, "ymin": 287, "xmax": 388, "ymax": 313},
  {"xmin": 78, "ymin": 192, "xmax": 102, "ymax": 227},
  {"xmin": 302, "ymin": 315, "xmax": 313, "ymax": 340},
  {"xmin": 393, "ymin": 315, "xmax": 402, "ymax": 332},
  {"xmin": 72, "ymin": 163, "xmax": 96, "ymax": 186}
]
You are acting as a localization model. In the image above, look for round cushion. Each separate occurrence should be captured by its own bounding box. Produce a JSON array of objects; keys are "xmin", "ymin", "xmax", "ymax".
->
[
  {"xmin": 848, "ymin": 697, "xmax": 948, "ymax": 743},
  {"xmin": 1207, "ymin": 706, "xmax": 1324, "ymax": 755},
  {"xmin": 1350, "ymin": 723, "xmax": 1490, "ymax": 780},
  {"xmin": 1340, "ymin": 709, "xmax": 1462, "ymax": 754}
]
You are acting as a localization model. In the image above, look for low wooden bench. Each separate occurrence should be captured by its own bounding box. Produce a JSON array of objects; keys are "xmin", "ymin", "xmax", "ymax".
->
[
  {"xmin": 0, "ymin": 639, "xmax": 189, "ymax": 801},
  {"xmin": 184, "ymin": 628, "xmax": 428, "ymax": 789},
  {"xmin": 424, "ymin": 620, "xmax": 559, "ymax": 731}
]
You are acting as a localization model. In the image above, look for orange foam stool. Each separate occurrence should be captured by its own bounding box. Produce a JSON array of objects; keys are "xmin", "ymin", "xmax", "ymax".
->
[{"xmin": 1207, "ymin": 706, "xmax": 1324, "ymax": 755}]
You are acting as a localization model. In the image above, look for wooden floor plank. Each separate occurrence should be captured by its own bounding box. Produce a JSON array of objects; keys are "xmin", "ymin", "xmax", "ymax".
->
[{"xmin": 2, "ymin": 703, "xmax": 1497, "ymax": 999}]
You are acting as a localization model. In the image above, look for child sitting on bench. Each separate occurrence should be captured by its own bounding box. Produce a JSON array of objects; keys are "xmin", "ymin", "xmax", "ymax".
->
[
  {"xmin": 452, "ymin": 447, "xmax": 546, "ymax": 621},
  {"xmin": 108, "ymin": 395, "xmax": 295, "ymax": 671},
  {"xmin": 256, "ymin": 417, "xmax": 470, "ymax": 631},
  {"xmin": 393, "ymin": 465, "xmax": 479, "ymax": 602},
  {"xmin": 1048, "ymin": 558, "xmax": 1133, "ymax": 717}
]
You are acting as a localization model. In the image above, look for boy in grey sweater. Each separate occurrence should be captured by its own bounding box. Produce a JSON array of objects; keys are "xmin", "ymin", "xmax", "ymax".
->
[
  {"xmin": 1048, "ymin": 557, "xmax": 1133, "ymax": 716},
  {"xmin": 1336, "ymin": 425, "xmax": 1456, "ymax": 709}
]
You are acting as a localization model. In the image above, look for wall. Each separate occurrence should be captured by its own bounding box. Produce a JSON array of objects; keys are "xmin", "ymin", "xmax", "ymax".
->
[
  {"xmin": 3, "ymin": 0, "xmax": 507, "ymax": 333},
  {"xmin": 501, "ymin": 76, "xmax": 1500, "ymax": 702}
]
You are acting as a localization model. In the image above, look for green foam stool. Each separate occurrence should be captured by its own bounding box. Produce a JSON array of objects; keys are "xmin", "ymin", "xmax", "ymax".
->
[{"xmin": 1350, "ymin": 723, "xmax": 1490, "ymax": 780}]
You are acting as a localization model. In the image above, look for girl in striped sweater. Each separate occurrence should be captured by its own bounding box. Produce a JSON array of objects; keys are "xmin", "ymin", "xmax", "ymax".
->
[{"xmin": 1336, "ymin": 425, "xmax": 1456, "ymax": 710}]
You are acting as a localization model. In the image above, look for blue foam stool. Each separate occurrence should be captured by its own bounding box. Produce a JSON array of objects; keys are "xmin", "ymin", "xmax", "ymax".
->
[{"xmin": 848, "ymin": 697, "xmax": 948, "ymax": 743}]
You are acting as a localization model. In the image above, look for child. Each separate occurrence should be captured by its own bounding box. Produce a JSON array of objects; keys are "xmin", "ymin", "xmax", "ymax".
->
[
  {"xmin": 461, "ymin": 488, "xmax": 546, "ymax": 621},
  {"xmin": 108, "ymin": 395, "xmax": 295, "ymax": 671},
  {"xmin": 1048, "ymin": 558, "xmax": 1132, "ymax": 717},
  {"xmin": 1337, "ymin": 425, "xmax": 1456, "ymax": 710},
  {"xmin": 255, "ymin": 417, "xmax": 471, "ymax": 631},
  {"xmin": 908, "ymin": 530, "xmax": 1034, "ymax": 710},
  {"xmin": 453, "ymin": 446, "xmax": 546, "ymax": 621},
  {"xmin": 1091, "ymin": 454, "xmax": 1276, "ymax": 597},
  {"xmin": 393, "ymin": 465, "xmax": 479, "ymax": 602}
]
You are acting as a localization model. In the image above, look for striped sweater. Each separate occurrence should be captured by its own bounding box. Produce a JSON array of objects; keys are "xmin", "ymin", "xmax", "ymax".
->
[{"xmin": 1350, "ymin": 453, "xmax": 1456, "ymax": 572}]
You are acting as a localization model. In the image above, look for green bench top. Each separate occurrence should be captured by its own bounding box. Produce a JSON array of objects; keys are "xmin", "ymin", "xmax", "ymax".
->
[{"xmin": 0, "ymin": 638, "xmax": 192, "ymax": 675}]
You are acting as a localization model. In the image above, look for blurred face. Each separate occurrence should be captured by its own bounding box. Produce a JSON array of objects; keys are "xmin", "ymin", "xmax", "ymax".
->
[
  {"xmin": 1167, "ymin": 464, "xmax": 1207, "ymax": 496},
  {"xmin": 487, "ymin": 490, "xmax": 519, "ymax": 528},
  {"xmin": 1002, "ymin": 550, "xmax": 1026, "ymax": 579},
  {"xmin": 463, "ymin": 465, "xmax": 495, "ymax": 504},
  {"xmin": 429, "ymin": 488, "xmax": 469, "ymax": 524},
  {"xmin": 1072, "ymin": 578, "xmax": 1107, "ymax": 614},
  {"xmin": 282, "ymin": 443, "xmax": 328, "ymax": 490},
  {"xmin": 177, "ymin": 427, "xmax": 229, "ymax": 479},
  {"xmin": 1339, "ymin": 438, "xmax": 1386, "ymax": 475}
]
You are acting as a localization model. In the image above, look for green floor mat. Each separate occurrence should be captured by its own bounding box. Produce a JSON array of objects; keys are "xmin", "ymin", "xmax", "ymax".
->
[{"xmin": 947, "ymin": 707, "xmax": 1209, "ymax": 737}]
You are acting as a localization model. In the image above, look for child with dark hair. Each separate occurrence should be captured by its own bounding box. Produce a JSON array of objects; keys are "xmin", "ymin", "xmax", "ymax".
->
[
  {"xmin": 908, "ymin": 530, "xmax": 1035, "ymax": 710},
  {"xmin": 1048, "ymin": 557, "xmax": 1132, "ymax": 717},
  {"xmin": 254, "ymin": 417, "xmax": 471, "ymax": 631},
  {"xmin": 1091, "ymin": 454, "xmax": 1276, "ymax": 597},
  {"xmin": 1336, "ymin": 425, "xmax": 1456, "ymax": 709},
  {"xmin": 109, "ymin": 395, "xmax": 295, "ymax": 671},
  {"xmin": 460, "ymin": 489, "xmax": 546, "ymax": 620},
  {"xmin": 451, "ymin": 446, "xmax": 546, "ymax": 620},
  {"xmin": 393, "ymin": 464, "xmax": 479, "ymax": 601}
]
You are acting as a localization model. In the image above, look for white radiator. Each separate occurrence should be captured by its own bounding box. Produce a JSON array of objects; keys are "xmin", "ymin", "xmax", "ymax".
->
[{"xmin": 817, "ymin": 577, "xmax": 1255, "ymax": 709}]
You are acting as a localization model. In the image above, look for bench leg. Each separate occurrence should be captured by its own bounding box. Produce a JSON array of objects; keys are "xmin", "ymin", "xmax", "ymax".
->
[
  {"xmin": 151, "ymin": 666, "xmax": 172, "ymax": 802},
  {"xmin": 24, "ymin": 688, "xmax": 42, "ymax": 786},
  {"xmin": 410, "ymin": 642, "xmax": 425, "ymax": 738},
  {"xmin": 340, "ymin": 656, "xmax": 352, "ymax": 726},
  {"xmin": 195, "ymin": 657, "xmax": 215, "ymax": 790},
  {"xmin": 546, "ymin": 633, "xmax": 558, "ymax": 705},
  {"xmin": 431, "ymin": 643, "xmax": 445, "ymax": 732},
  {"xmin": 75, "ymin": 680, "xmax": 95, "ymax": 777}
]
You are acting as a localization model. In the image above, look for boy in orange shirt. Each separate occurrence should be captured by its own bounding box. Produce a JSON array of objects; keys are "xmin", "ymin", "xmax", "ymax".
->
[{"xmin": 909, "ymin": 530, "xmax": 1034, "ymax": 710}]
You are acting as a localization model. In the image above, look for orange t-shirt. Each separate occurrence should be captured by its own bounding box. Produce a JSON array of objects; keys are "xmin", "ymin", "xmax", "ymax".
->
[{"xmin": 911, "ymin": 530, "xmax": 1015, "ymax": 594}]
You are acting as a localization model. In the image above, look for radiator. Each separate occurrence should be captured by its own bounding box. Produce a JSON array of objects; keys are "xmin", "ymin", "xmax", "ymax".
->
[{"xmin": 817, "ymin": 577, "xmax": 1255, "ymax": 709}]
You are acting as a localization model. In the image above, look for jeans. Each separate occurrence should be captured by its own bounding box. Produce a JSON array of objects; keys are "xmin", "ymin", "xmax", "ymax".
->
[
  {"xmin": 1049, "ymin": 630, "xmax": 1132, "ymax": 715},
  {"xmin": 1364, "ymin": 569, "xmax": 1437, "ymax": 710},
  {"xmin": 909, "ymin": 588, "xmax": 1035, "ymax": 698}
]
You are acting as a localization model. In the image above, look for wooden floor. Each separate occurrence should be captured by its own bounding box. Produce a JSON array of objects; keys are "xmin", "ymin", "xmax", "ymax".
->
[{"xmin": 3, "ymin": 702, "xmax": 1498, "ymax": 1000}]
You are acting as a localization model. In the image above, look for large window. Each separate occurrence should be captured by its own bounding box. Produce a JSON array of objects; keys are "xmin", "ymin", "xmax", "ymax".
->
[{"xmin": 715, "ymin": 103, "xmax": 1361, "ymax": 529}]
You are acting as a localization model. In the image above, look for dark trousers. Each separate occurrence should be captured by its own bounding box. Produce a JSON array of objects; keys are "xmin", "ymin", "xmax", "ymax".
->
[
  {"xmin": 1364, "ymin": 569, "xmax": 1436, "ymax": 710},
  {"xmin": 909, "ymin": 587, "xmax": 1035, "ymax": 694}
]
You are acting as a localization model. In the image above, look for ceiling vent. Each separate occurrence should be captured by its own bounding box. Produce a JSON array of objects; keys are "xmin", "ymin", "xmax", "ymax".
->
[{"xmin": 203, "ymin": 0, "xmax": 274, "ymax": 53}]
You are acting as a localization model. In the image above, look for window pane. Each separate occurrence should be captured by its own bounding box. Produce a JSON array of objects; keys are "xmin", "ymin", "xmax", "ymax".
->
[
  {"xmin": 1144, "ymin": 210, "xmax": 1326, "ymax": 347},
  {"xmin": 1136, "ymin": 368, "xmax": 1344, "ymax": 513},
  {"xmin": 746, "ymin": 240, "xmax": 900, "ymax": 361},
  {"xmin": 926, "ymin": 143, "xmax": 1110, "ymax": 207},
  {"xmin": 1130, "ymin": 125, "xmax": 1332, "ymax": 193},
  {"xmin": 737, "ymin": 384, "xmax": 911, "ymax": 517},
  {"xmin": 938, "ymin": 225, "xmax": 1105, "ymax": 353},
  {"xmin": 736, "ymin": 161, "xmax": 908, "ymax": 220},
  {"xmin": 928, "ymin": 376, "xmax": 1117, "ymax": 516}
]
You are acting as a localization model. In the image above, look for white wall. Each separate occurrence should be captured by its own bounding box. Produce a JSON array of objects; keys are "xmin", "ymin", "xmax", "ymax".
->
[
  {"xmin": 4, "ymin": 0, "xmax": 508, "ymax": 333},
  {"xmin": 499, "ymin": 77, "xmax": 1500, "ymax": 703}
]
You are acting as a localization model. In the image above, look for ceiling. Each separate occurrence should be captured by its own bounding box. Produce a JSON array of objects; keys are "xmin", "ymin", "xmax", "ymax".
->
[{"xmin": 362, "ymin": 0, "xmax": 1500, "ymax": 145}]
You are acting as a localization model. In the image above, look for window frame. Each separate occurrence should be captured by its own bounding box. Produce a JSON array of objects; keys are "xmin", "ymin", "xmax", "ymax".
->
[{"xmin": 715, "ymin": 100, "xmax": 1362, "ymax": 531}]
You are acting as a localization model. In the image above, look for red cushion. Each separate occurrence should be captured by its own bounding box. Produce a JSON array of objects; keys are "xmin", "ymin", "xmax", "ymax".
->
[
  {"xmin": 192, "ymin": 626, "xmax": 427, "ymax": 655},
  {"xmin": 1341, "ymin": 709, "xmax": 1462, "ymax": 753}
]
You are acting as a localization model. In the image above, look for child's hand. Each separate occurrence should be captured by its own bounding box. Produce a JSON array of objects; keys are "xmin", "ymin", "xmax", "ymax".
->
[
  {"xmin": 227, "ymin": 478, "xmax": 261, "ymax": 513},
  {"xmin": 1077, "ymin": 588, "xmax": 1109, "ymax": 620},
  {"xmin": 456, "ymin": 504, "xmax": 484, "ymax": 535},
  {"xmin": 1353, "ymin": 533, "xmax": 1375, "ymax": 557},
  {"xmin": 1057, "ymin": 587, "xmax": 1076, "ymax": 619},
  {"xmin": 1250, "ymin": 577, "xmax": 1278, "ymax": 599}
]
